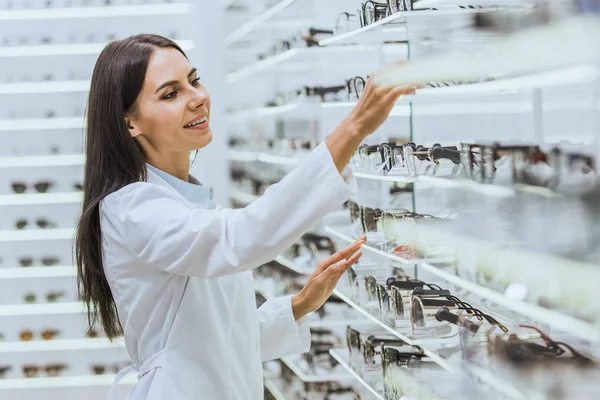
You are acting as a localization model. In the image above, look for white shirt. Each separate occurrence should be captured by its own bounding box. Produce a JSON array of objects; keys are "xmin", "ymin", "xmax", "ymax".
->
[{"xmin": 100, "ymin": 142, "xmax": 356, "ymax": 399}]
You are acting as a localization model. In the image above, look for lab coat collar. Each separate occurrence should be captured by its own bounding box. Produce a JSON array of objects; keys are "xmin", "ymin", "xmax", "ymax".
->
[{"xmin": 146, "ymin": 163, "xmax": 215, "ymax": 208}]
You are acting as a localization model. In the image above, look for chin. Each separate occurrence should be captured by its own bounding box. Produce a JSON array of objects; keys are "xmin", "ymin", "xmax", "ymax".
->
[{"xmin": 194, "ymin": 128, "xmax": 213, "ymax": 150}]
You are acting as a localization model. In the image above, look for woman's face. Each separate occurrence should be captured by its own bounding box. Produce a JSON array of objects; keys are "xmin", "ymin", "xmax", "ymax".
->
[{"xmin": 126, "ymin": 47, "xmax": 212, "ymax": 154}]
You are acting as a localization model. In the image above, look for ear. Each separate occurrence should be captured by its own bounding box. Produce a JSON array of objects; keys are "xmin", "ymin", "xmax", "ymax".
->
[{"xmin": 124, "ymin": 116, "xmax": 142, "ymax": 138}]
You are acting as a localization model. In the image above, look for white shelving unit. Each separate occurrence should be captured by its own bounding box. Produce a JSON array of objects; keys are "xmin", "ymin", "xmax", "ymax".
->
[{"xmin": 0, "ymin": 3, "xmax": 199, "ymax": 399}]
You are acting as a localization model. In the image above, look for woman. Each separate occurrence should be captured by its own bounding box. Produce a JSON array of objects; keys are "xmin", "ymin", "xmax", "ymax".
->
[{"xmin": 75, "ymin": 34, "xmax": 415, "ymax": 400}]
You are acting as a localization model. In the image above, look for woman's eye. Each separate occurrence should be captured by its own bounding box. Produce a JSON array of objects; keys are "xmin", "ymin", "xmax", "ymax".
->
[
  {"xmin": 163, "ymin": 91, "xmax": 178, "ymax": 100},
  {"xmin": 190, "ymin": 77, "xmax": 201, "ymax": 87}
]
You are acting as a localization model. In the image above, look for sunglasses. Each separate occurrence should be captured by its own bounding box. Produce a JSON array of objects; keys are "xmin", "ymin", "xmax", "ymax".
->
[
  {"xmin": 488, "ymin": 325, "xmax": 594, "ymax": 366},
  {"xmin": 20, "ymin": 329, "xmax": 60, "ymax": 341},
  {"xmin": 381, "ymin": 344, "xmax": 426, "ymax": 378},
  {"xmin": 19, "ymin": 257, "xmax": 59, "ymax": 267},
  {"xmin": 11, "ymin": 181, "xmax": 53, "ymax": 194},
  {"xmin": 15, "ymin": 218, "xmax": 56, "ymax": 230},
  {"xmin": 23, "ymin": 364, "xmax": 67, "ymax": 378},
  {"xmin": 362, "ymin": 335, "xmax": 409, "ymax": 365},
  {"xmin": 90, "ymin": 362, "xmax": 129, "ymax": 375},
  {"xmin": 0, "ymin": 366, "xmax": 11, "ymax": 378},
  {"xmin": 23, "ymin": 291, "xmax": 66, "ymax": 304}
]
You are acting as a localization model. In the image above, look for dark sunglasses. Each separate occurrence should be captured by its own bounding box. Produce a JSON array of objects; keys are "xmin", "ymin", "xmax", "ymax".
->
[
  {"xmin": 11, "ymin": 181, "xmax": 53, "ymax": 194},
  {"xmin": 19, "ymin": 257, "xmax": 59, "ymax": 267}
]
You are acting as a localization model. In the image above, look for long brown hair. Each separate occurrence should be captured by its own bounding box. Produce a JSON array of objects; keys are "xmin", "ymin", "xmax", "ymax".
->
[{"xmin": 75, "ymin": 35, "xmax": 187, "ymax": 339}]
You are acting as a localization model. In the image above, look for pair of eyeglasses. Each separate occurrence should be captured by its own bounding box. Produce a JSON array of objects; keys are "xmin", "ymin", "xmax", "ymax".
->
[
  {"xmin": 359, "ymin": 1, "xmax": 390, "ymax": 27},
  {"xmin": 346, "ymin": 76, "xmax": 366, "ymax": 101},
  {"xmin": 0, "ymin": 366, "xmax": 10, "ymax": 378},
  {"xmin": 362, "ymin": 335, "xmax": 409, "ymax": 365},
  {"xmin": 488, "ymin": 325, "xmax": 594, "ymax": 366},
  {"xmin": 303, "ymin": 381, "xmax": 359, "ymax": 399},
  {"xmin": 412, "ymin": 292, "xmax": 508, "ymax": 333},
  {"xmin": 381, "ymin": 344, "xmax": 427, "ymax": 378},
  {"xmin": 15, "ymin": 218, "xmax": 56, "ymax": 230},
  {"xmin": 19, "ymin": 257, "xmax": 59, "ymax": 267},
  {"xmin": 11, "ymin": 181, "xmax": 53, "ymax": 194},
  {"xmin": 20, "ymin": 329, "xmax": 59, "ymax": 341},
  {"xmin": 23, "ymin": 364, "xmax": 67, "ymax": 378},
  {"xmin": 23, "ymin": 291, "xmax": 66, "ymax": 304},
  {"xmin": 90, "ymin": 363, "xmax": 128, "ymax": 375}
]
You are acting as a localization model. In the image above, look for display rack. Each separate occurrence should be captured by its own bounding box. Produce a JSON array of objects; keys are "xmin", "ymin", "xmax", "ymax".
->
[
  {"xmin": 225, "ymin": 1, "xmax": 600, "ymax": 398},
  {"xmin": 0, "ymin": 2, "xmax": 199, "ymax": 399}
]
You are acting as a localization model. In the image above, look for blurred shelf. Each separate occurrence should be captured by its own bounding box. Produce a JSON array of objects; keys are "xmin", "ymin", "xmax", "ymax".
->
[
  {"xmin": 225, "ymin": 45, "xmax": 375, "ymax": 84},
  {"xmin": 0, "ymin": 117, "xmax": 84, "ymax": 132},
  {"xmin": 280, "ymin": 356, "xmax": 349, "ymax": 383},
  {"xmin": 228, "ymin": 150, "xmax": 301, "ymax": 165},
  {"xmin": 228, "ymin": 186, "xmax": 259, "ymax": 205},
  {"xmin": 330, "ymin": 288, "xmax": 457, "ymax": 373},
  {"xmin": 0, "ymin": 266, "xmax": 75, "ymax": 280},
  {"xmin": 0, "ymin": 192, "xmax": 82, "ymax": 206},
  {"xmin": 0, "ymin": 373, "xmax": 135, "ymax": 389},
  {"xmin": 0, "ymin": 154, "xmax": 84, "ymax": 168},
  {"xmin": 352, "ymin": 172, "xmax": 515, "ymax": 198},
  {"xmin": 324, "ymin": 225, "xmax": 454, "ymax": 265},
  {"xmin": 328, "ymin": 349, "xmax": 385, "ymax": 400},
  {"xmin": 228, "ymin": 104, "xmax": 300, "ymax": 121},
  {"xmin": 0, "ymin": 3, "xmax": 192, "ymax": 20},
  {"xmin": 0, "ymin": 228, "xmax": 74, "ymax": 242},
  {"xmin": 274, "ymin": 255, "xmax": 311, "ymax": 274},
  {"xmin": 375, "ymin": 15, "xmax": 600, "ymax": 91},
  {"xmin": 0, "ymin": 337, "xmax": 124, "ymax": 353},
  {"xmin": 0, "ymin": 301, "xmax": 83, "ymax": 317},
  {"xmin": 0, "ymin": 40, "xmax": 193, "ymax": 58},
  {"xmin": 263, "ymin": 378, "xmax": 287, "ymax": 400},
  {"xmin": 325, "ymin": 224, "xmax": 600, "ymax": 343},
  {"xmin": 0, "ymin": 80, "xmax": 90, "ymax": 94},
  {"xmin": 224, "ymin": 0, "xmax": 300, "ymax": 46}
]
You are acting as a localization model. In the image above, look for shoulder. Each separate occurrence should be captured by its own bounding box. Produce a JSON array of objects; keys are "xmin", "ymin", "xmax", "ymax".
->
[{"xmin": 100, "ymin": 181, "xmax": 182, "ymax": 221}]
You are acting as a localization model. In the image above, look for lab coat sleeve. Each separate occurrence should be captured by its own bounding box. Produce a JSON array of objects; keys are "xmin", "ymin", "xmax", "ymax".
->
[
  {"xmin": 101, "ymin": 141, "xmax": 358, "ymax": 278},
  {"xmin": 257, "ymin": 295, "xmax": 311, "ymax": 361}
]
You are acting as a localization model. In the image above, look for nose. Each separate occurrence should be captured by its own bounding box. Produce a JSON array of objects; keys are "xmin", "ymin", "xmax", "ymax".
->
[{"xmin": 188, "ymin": 87, "xmax": 209, "ymax": 111}]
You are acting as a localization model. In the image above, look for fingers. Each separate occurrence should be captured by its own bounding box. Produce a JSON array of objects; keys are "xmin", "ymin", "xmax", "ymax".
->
[
  {"xmin": 319, "ymin": 237, "xmax": 365, "ymax": 269},
  {"xmin": 320, "ymin": 248, "xmax": 363, "ymax": 280}
]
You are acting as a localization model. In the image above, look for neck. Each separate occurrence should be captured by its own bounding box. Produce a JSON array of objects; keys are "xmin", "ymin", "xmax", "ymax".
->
[{"xmin": 146, "ymin": 152, "xmax": 190, "ymax": 182}]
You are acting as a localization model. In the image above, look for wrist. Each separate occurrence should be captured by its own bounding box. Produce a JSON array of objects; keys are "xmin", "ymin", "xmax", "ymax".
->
[{"xmin": 291, "ymin": 294, "xmax": 311, "ymax": 321}]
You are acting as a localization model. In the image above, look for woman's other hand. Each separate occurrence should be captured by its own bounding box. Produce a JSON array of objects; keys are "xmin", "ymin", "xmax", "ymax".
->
[{"xmin": 291, "ymin": 236, "xmax": 365, "ymax": 321}]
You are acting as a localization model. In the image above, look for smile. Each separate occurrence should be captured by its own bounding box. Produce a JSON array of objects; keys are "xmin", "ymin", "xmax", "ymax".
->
[{"xmin": 184, "ymin": 116, "xmax": 208, "ymax": 128}]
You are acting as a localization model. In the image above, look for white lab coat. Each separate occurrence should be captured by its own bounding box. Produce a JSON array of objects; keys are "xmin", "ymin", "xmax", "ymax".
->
[{"xmin": 99, "ymin": 142, "xmax": 357, "ymax": 399}]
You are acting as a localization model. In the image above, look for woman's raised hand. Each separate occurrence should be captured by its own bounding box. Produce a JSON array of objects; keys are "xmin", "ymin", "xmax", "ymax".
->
[
  {"xmin": 291, "ymin": 237, "xmax": 365, "ymax": 321},
  {"xmin": 347, "ymin": 62, "xmax": 418, "ymax": 137}
]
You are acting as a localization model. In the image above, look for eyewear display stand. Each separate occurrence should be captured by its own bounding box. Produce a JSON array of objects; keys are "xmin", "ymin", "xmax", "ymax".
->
[{"xmin": 226, "ymin": 1, "xmax": 600, "ymax": 399}]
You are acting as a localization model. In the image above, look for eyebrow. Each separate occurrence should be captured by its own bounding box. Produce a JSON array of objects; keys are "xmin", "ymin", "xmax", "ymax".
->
[{"xmin": 154, "ymin": 68, "xmax": 198, "ymax": 94}]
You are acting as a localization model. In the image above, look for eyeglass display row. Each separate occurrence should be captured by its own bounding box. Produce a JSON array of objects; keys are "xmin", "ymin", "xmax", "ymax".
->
[{"xmin": 0, "ymin": 0, "xmax": 182, "ymax": 11}]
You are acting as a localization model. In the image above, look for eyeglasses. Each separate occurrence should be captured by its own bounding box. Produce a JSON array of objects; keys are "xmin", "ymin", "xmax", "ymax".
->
[
  {"xmin": 20, "ymin": 329, "xmax": 60, "ymax": 341},
  {"xmin": 90, "ymin": 362, "xmax": 129, "ymax": 375},
  {"xmin": 23, "ymin": 291, "xmax": 66, "ymax": 303},
  {"xmin": 15, "ymin": 218, "xmax": 57, "ymax": 230},
  {"xmin": 22, "ymin": 364, "xmax": 67, "ymax": 378},
  {"xmin": 488, "ymin": 325, "xmax": 594, "ymax": 366},
  {"xmin": 334, "ymin": 12, "xmax": 360, "ymax": 34},
  {"xmin": 19, "ymin": 257, "xmax": 59, "ymax": 267},
  {"xmin": 11, "ymin": 181, "xmax": 53, "ymax": 194},
  {"xmin": 0, "ymin": 365, "xmax": 10, "ymax": 378},
  {"xmin": 362, "ymin": 335, "xmax": 408, "ymax": 365},
  {"xmin": 359, "ymin": 1, "xmax": 389, "ymax": 27},
  {"xmin": 346, "ymin": 76, "xmax": 366, "ymax": 100}
]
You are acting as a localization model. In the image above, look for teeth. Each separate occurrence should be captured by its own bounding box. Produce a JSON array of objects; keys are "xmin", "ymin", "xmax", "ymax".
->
[{"xmin": 185, "ymin": 117, "xmax": 207, "ymax": 128}]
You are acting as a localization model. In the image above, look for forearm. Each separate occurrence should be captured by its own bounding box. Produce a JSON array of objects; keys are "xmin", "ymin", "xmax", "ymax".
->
[{"xmin": 325, "ymin": 113, "xmax": 365, "ymax": 174}]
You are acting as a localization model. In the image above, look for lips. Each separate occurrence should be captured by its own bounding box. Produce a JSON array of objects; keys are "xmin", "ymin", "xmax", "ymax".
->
[{"xmin": 183, "ymin": 115, "xmax": 208, "ymax": 128}]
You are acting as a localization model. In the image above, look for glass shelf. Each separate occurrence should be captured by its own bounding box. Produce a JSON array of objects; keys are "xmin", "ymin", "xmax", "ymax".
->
[
  {"xmin": 328, "ymin": 349, "xmax": 386, "ymax": 400},
  {"xmin": 0, "ymin": 337, "xmax": 125, "ymax": 353},
  {"xmin": 0, "ymin": 228, "xmax": 74, "ymax": 243},
  {"xmin": 325, "ymin": 224, "xmax": 600, "ymax": 343},
  {"xmin": 0, "ymin": 154, "xmax": 84, "ymax": 168},
  {"xmin": 280, "ymin": 355, "xmax": 350, "ymax": 383},
  {"xmin": 0, "ymin": 192, "xmax": 82, "ymax": 206},
  {"xmin": 263, "ymin": 377, "xmax": 287, "ymax": 400},
  {"xmin": 0, "ymin": 266, "xmax": 75, "ymax": 280}
]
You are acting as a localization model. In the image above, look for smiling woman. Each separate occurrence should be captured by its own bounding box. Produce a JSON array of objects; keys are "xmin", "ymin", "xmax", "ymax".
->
[{"xmin": 75, "ymin": 34, "xmax": 415, "ymax": 400}]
